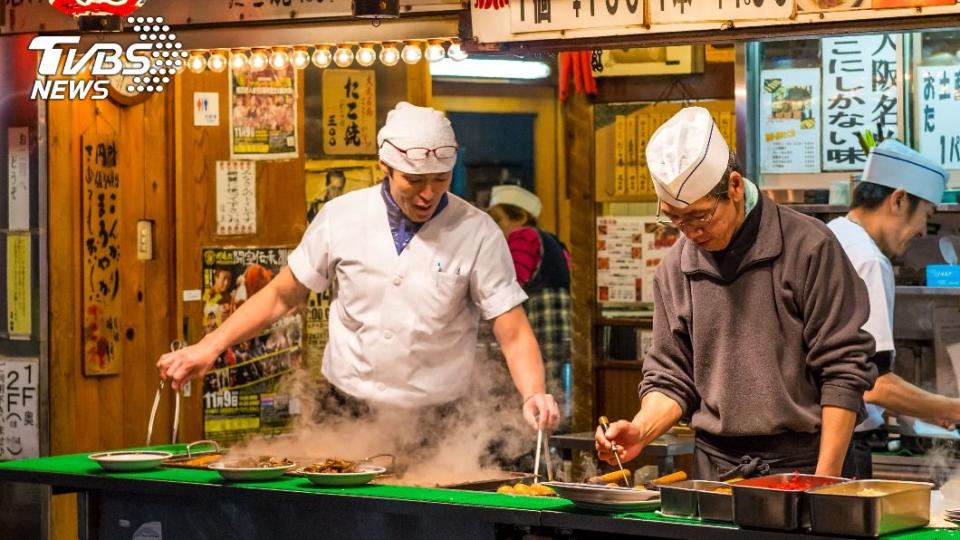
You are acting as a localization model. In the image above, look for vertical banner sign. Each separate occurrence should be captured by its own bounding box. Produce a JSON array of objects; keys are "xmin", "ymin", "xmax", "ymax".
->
[
  {"xmin": 614, "ymin": 115, "xmax": 627, "ymax": 196},
  {"xmin": 917, "ymin": 65, "xmax": 960, "ymax": 170},
  {"xmin": 6, "ymin": 234, "xmax": 31, "ymax": 339},
  {"xmin": 7, "ymin": 127, "xmax": 30, "ymax": 231},
  {"xmin": 82, "ymin": 135, "xmax": 122, "ymax": 376},
  {"xmin": 216, "ymin": 161, "xmax": 257, "ymax": 235},
  {"xmin": 509, "ymin": 0, "xmax": 644, "ymax": 33},
  {"xmin": 321, "ymin": 70, "xmax": 377, "ymax": 156},
  {"xmin": 230, "ymin": 65, "xmax": 298, "ymax": 160},
  {"xmin": 201, "ymin": 247, "xmax": 303, "ymax": 443},
  {"xmin": 822, "ymin": 34, "xmax": 899, "ymax": 171},
  {"xmin": 760, "ymin": 69, "xmax": 822, "ymax": 174},
  {"xmin": 0, "ymin": 358, "xmax": 40, "ymax": 460},
  {"xmin": 650, "ymin": 0, "xmax": 792, "ymax": 24}
]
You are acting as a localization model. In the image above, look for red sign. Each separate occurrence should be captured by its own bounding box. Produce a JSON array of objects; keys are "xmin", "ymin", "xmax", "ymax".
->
[{"xmin": 48, "ymin": 0, "xmax": 146, "ymax": 18}]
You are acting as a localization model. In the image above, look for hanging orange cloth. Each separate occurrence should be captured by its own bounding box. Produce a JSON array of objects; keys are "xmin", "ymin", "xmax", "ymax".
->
[
  {"xmin": 558, "ymin": 51, "xmax": 597, "ymax": 103},
  {"xmin": 474, "ymin": 0, "xmax": 508, "ymax": 9}
]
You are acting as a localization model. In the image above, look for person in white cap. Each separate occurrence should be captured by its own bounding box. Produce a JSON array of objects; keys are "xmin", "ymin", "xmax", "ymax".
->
[
  {"xmin": 595, "ymin": 106, "xmax": 877, "ymax": 480},
  {"xmin": 488, "ymin": 185, "xmax": 572, "ymax": 429},
  {"xmin": 828, "ymin": 140, "xmax": 960, "ymax": 479},
  {"xmin": 158, "ymin": 102, "xmax": 559, "ymax": 436}
]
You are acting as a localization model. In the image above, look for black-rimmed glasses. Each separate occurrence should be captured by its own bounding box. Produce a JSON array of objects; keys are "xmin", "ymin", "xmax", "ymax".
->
[
  {"xmin": 656, "ymin": 195, "xmax": 722, "ymax": 230},
  {"xmin": 380, "ymin": 139, "xmax": 458, "ymax": 160}
]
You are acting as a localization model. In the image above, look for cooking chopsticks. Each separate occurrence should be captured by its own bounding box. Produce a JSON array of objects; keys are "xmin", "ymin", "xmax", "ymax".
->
[{"xmin": 599, "ymin": 416, "xmax": 631, "ymax": 487}]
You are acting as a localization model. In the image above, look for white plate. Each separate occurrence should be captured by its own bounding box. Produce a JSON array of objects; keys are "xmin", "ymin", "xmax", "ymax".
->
[
  {"xmin": 543, "ymin": 481, "xmax": 661, "ymax": 513},
  {"xmin": 208, "ymin": 461, "xmax": 296, "ymax": 482},
  {"xmin": 89, "ymin": 451, "xmax": 173, "ymax": 472},
  {"xmin": 301, "ymin": 465, "xmax": 386, "ymax": 487}
]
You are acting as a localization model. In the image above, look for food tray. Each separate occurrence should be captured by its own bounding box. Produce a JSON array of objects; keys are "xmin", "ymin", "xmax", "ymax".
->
[
  {"xmin": 807, "ymin": 480, "xmax": 932, "ymax": 537},
  {"xmin": 542, "ymin": 482, "xmax": 660, "ymax": 513},
  {"xmin": 659, "ymin": 480, "xmax": 727, "ymax": 518},
  {"xmin": 732, "ymin": 474, "xmax": 845, "ymax": 531},
  {"xmin": 697, "ymin": 484, "xmax": 733, "ymax": 522}
]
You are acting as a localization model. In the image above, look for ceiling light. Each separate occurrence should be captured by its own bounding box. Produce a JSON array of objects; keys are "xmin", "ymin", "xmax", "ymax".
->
[
  {"xmin": 356, "ymin": 43, "xmax": 377, "ymax": 67},
  {"xmin": 249, "ymin": 48, "xmax": 269, "ymax": 71},
  {"xmin": 229, "ymin": 49, "xmax": 248, "ymax": 71},
  {"xmin": 187, "ymin": 50, "xmax": 207, "ymax": 74},
  {"xmin": 401, "ymin": 41, "xmax": 422, "ymax": 65},
  {"xmin": 312, "ymin": 45, "xmax": 332, "ymax": 68},
  {"xmin": 447, "ymin": 38, "xmax": 468, "ymax": 62},
  {"xmin": 379, "ymin": 42, "xmax": 400, "ymax": 67},
  {"xmin": 291, "ymin": 46, "xmax": 311, "ymax": 70},
  {"xmin": 429, "ymin": 57, "xmax": 552, "ymax": 80},
  {"xmin": 206, "ymin": 49, "xmax": 227, "ymax": 73},
  {"xmin": 334, "ymin": 44, "xmax": 354, "ymax": 68},
  {"xmin": 270, "ymin": 48, "xmax": 290, "ymax": 70},
  {"xmin": 425, "ymin": 39, "xmax": 446, "ymax": 63}
]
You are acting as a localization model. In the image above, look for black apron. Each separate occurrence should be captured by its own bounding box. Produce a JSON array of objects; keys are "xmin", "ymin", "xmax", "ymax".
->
[{"xmin": 693, "ymin": 431, "xmax": 860, "ymax": 480}]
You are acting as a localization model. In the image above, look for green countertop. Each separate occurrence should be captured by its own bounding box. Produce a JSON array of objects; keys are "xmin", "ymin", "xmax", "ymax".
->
[{"xmin": 1, "ymin": 445, "xmax": 958, "ymax": 539}]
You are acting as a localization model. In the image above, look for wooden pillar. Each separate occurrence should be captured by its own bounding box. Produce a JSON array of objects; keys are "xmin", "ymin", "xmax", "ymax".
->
[
  {"xmin": 565, "ymin": 93, "xmax": 597, "ymax": 434},
  {"xmin": 405, "ymin": 61, "xmax": 432, "ymax": 107}
]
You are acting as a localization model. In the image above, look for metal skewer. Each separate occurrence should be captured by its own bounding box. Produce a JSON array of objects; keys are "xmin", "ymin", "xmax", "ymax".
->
[
  {"xmin": 599, "ymin": 416, "xmax": 630, "ymax": 487},
  {"xmin": 534, "ymin": 427, "xmax": 543, "ymax": 482}
]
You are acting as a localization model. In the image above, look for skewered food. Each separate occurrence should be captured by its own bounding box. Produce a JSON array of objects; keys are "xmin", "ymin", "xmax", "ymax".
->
[
  {"xmin": 302, "ymin": 459, "xmax": 360, "ymax": 474},
  {"xmin": 496, "ymin": 483, "xmax": 557, "ymax": 497},
  {"xmin": 222, "ymin": 456, "xmax": 294, "ymax": 468}
]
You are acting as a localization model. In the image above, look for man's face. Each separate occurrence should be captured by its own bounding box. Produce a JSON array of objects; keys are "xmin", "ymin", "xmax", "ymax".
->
[
  {"xmin": 382, "ymin": 163, "xmax": 452, "ymax": 223},
  {"xmin": 884, "ymin": 195, "xmax": 934, "ymax": 257},
  {"xmin": 658, "ymin": 172, "xmax": 745, "ymax": 252}
]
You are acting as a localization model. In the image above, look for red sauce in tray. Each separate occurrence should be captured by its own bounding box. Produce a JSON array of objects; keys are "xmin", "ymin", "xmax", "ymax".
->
[{"xmin": 765, "ymin": 472, "xmax": 819, "ymax": 491}]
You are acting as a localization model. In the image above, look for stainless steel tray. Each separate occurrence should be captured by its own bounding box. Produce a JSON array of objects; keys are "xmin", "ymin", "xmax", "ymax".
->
[
  {"xmin": 697, "ymin": 484, "xmax": 733, "ymax": 522},
  {"xmin": 732, "ymin": 474, "xmax": 845, "ymax": 530},
  {"xmin": 659, "ymin": 480, "xmax": 726, "ymax": 518},
  {"xmin": 542, "ymin": 482, "xmax": 661, "ymax": 513},
  {"xmin": 807, "ymin": 479, "xmax": 932, "ymax": 537}
]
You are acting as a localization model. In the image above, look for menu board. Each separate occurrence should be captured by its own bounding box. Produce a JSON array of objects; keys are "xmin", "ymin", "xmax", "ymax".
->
[
  {"xmin": 597, "ymin": 216, "xmax": 679, "ymax": 304},
  {"xmin": 821, "ymin": 34, "xmax": 899, "ymax": 171},
  {"xmin": 916, "ymin": 64, "xmax": 960, "ymax": 170},
  {"xmin": 760, "ymin": 68, "xmax": 822, "ymax": 174}
]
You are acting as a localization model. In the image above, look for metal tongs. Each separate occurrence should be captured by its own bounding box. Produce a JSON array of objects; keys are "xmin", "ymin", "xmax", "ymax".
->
[{"xmin": 147, "ymin": 340, "xmax": 184, "ymax": 446}]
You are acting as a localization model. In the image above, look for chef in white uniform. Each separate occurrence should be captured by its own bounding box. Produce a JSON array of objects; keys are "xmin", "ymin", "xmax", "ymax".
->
[
  {"xmin": 828, "ymin": 140, "xmax": 960, "ymax": 478},
  {"xmin": 158, "ymin": 102, "xmax": 559, "ymax": 431}
]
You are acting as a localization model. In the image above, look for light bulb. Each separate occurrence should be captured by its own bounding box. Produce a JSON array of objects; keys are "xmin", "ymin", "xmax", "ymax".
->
[
  {"xmin": 249, "ymin": 49, "xmax": 269, "ymax": 71},
  {"xmin": 206, "ymin": 50, "xmax": 227, "ymax": 73},
  {"xmin": 229, "ymin": 49, "xmax": 248, "ymax": 71},
  {"xmin": 401, "ymin": 41, "xmax": 422, "ymax": 65},
  {"xmin": 291, "ymin": 47, "xmax": 310, "ymax": 70},
  {"xmin": 187, "ymin": 51, "xmax": 207, "ymax": 74},
  {"xmin": 333, "ymin": 44, "xmax": 354, "ymax": 68},
  {"xmin": 356, "ymin": 43, "xmax": 376, "ymax": 67},
  {"xmin": 448, "ymin": 39, "xmax": 468, "ymax": 62},
  {"xmin": 379, "ymin": 42, "xmax": 400, "ymax": 66},
  {"xmin": 312, "ymin": 46, "xmax": 332, "ymax": 68},
  {"xmin": 270, "ymin": 48, "xmax": 290, "ymax": 70},
  {"xmin": 425, "ymin": 40, "xmax": 445, "ymax": 63}
]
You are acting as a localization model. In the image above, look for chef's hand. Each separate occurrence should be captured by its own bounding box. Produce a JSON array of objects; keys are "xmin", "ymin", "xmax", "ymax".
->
[
  {"xmin": 157, "ymin": 342, "xmax": 220, "ymax": 391},
  {"xmin": 595, "ymin": 420, "xmax": 644, "ymax": 466},
  {"xmin": 522, "ymin": 393, "xmax": 559, "ymax": 431}
]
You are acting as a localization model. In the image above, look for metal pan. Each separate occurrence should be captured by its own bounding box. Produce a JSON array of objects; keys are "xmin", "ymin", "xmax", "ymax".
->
[
  {"xmin": 807, "ymin": 480, "xmax": 932, "ymax": 537},
  {"xmin": 732, "ymin": 474, "xmax": 845, "ymax": 531},
  {"xmin": 659, "ymin": 480, "xmax": 727, "ymax": 518}
]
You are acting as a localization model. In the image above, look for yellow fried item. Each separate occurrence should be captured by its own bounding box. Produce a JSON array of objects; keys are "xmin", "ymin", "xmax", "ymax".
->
[{"xmin": 497, "ymin": 485, "xmax": 514, "ymax": 494}]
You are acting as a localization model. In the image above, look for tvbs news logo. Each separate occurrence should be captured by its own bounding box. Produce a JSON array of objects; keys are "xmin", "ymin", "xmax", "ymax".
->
[{"xmin": 29, "ymin": 16, "xmax": 185, "ymax": 101}]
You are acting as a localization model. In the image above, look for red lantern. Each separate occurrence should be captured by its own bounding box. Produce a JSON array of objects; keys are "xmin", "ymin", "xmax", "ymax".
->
[{"xmin": 48, "ymin": 0, "xmax": 147, "ymax": 32}]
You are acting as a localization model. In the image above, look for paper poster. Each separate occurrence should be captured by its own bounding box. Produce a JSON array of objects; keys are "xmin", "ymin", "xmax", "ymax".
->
[
  {"xmin": 6, "ymin": 234, "xmax": 31, "ymax": 339},
  {"xmin": 201, "ymin": 247, "xmax": 302, "ymax": 443},
  {"xmin": 0, "ymin": 358, "xmax": 39, "ymax": 460},
  {"xmin": 193, "ymin": 92, "xmax": 220, "ymax": 127},
  {"xmin": 650, "ymin": 0, "xmax": 792, "ymax": 24},
  {"xmin": 322, "ymin": 70, "xmax": 377, "ymax": 156},
  {"xmin": 597, "ymin": 216, "xmax": 679, "ymax": 304},
  {"xmin": 917, "ymin": 65, "xmax": 960, "ymax": 170},
  {"xmin": 230, "ymin": 65, "xmax": 298, "ymax": 160},
  {"xmin": 510, "ymin": 0, "xmax": 643, "ymax": 33},
  {"xmin": 821, "ymin": 34, "xmax": 899, "ymax": 171},
  {"xmin": 216, "ymin": 161, "xmax": 257, "ymax": 235},
  {"xmin": 760, "ymin": 68, "xmax": 821, "ymax": 174},
  {"xmin": 304, "ymin": 160, "xmax": 379, "ymax": 222},
  {"xmin": 81, "ymin": 134, "xmax": 122, "ymax": 376},
  {"xmin": 7, "ymin": 127, "xmax": 30, "ymax": 231},
  {"xmin": 614, "ymin": 115, "xmax": 627, "ymax": 196}
]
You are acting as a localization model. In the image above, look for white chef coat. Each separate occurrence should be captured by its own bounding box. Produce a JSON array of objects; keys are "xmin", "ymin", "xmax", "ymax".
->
[
  {"xmin": 287, "ymin": 185, "xmax": 528, "ymax": 408},
  {"xmin": 828, "ymin": 216, "xmax": 895, "ymax": 431}
]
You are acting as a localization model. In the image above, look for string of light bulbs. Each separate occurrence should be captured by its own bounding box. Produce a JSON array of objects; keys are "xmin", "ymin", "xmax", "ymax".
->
[{"xmin": 185, "ymin": 38, "xmax": 468, "ymax": 74}]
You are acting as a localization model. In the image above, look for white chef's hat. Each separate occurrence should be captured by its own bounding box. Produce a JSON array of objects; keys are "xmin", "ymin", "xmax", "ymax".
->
[
  {"xmin": 377, "ymin": 102, "xmax": 458, "ymax": 175},
  {"xmin": 645, "ymin": 107, "xmax": 730, "ymax": 208},
  {"xmin": 489, "ymin": 185, "xmax": 542, "ymax": 219},
  {"xmin": 862, "ymin": 140, "xmax": 947, "ymax": 205}
]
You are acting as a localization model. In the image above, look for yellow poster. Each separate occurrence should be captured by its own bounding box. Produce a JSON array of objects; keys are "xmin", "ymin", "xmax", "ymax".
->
[
  {"xmin": 321, "ymin": 69, "xmax": 377, "ymax": 156},
  {"xmin": 6, "ymin": 233, "xmax": 31, "ymax": 339}
]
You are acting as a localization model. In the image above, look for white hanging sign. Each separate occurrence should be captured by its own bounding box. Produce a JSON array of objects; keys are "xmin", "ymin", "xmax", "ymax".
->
[
  {"xmin": 216, "ymin": 161, "xmax": 257, "ymax": 236},
  {"xmin": 649, "ymin": 0, "xmax": 793, "ymax": 24},
  {"xmin": 917, "ymin": 65, "xmax": 960, "ymax": 170},
  {"xmin": 510, "ymin": 0, "xmax": 644, "ymax": 33},
  {"xmin": 8, "ymin": 127, "xmax": 30, "ymax": 232},
  {"xmin": 0, "ymin": 358, "xmax": 40, "ymax": 460}
]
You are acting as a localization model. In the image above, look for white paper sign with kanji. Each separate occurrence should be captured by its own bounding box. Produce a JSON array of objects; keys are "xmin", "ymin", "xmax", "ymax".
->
[
  {"xmin": 8, "ymin": 127, "xmax": 30, "ymax": 231},
  {"xmin": 0, "ymin": 358, "xmax": 40, "ymax": 460},
  {"xmin": 216, "ymin": 161, "xmax": 257, "ymax": 236},
  {"xmin": 821, "ymin": 34, "xmax": 899, "ymax": 171},
  {"xmin": 917, "ymin": 65, "xmax": 960, "ymax": 170},
  {"xmin": 510, "ymin": 0, "xmax": 643, "ymax": 33},
  {"xmin": 649, "ymin": 0, "xmax": 793, "ymax": 24}
]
